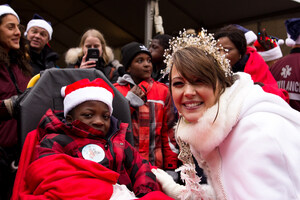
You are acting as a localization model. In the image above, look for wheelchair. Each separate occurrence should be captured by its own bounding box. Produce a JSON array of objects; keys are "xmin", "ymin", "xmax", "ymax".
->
[
  {"xmin": 11, "ymin": 68, "xmax": 173, "ymax": 200},
  {"xmin": 18, "ymin": 68, "xmax": 133, "ymax": 146}
]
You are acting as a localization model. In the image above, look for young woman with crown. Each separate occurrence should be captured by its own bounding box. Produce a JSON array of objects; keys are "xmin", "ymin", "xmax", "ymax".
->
[{"xmin": 151, "ymin": 29, "xmax": 300, "ymax": 200}]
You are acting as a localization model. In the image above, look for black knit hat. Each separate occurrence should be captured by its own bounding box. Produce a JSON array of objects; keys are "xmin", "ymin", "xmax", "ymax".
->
[{"xmin": 121, "ymin": 42, "xmax": 152, "ymax": 70}]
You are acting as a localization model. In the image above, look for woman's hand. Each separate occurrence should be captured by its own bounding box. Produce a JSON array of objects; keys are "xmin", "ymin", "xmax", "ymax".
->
[
  {"xmin": 151, "ymin": 168, "xmax": 184, "ymax": 200},
  {"xmin": 79, "ymin": 53, "xmax": 97, "ymax": 69}
]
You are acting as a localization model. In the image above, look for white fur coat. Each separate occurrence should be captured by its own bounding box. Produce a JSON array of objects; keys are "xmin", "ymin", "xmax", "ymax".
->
[{"xmin": 176, "ymin": 72, "xmax": 300, "ymax": 199}]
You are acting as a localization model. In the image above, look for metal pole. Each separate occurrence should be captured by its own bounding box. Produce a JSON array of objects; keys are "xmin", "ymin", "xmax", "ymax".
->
[{"xmin": 144, "ymin": 0, "xmax": 153, "ymax": 47}]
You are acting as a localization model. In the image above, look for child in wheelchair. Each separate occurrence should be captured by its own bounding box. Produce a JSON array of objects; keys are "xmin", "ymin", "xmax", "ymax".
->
[{"xmin": 13, "ymin": 78, "xmax": 172, "ymax": 199}]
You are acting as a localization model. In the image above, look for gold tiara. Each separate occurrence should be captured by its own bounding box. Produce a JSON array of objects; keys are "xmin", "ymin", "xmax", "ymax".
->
[{"xmin": 162, "ymin": 28, "xmax": 232, "ymax": 77}]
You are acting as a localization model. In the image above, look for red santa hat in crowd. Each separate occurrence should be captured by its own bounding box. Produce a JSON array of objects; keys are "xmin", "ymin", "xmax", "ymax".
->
[
  {"xmin": 285, "ymin": 18, "xmax": 300, "ymax": 47},
  {"xmin": 254, "ymin": 35, "xmax": 284, "ymax": 62},
  {"xmin": 61, "ymin": 78, "xmax": 114, "ymax": 117}
]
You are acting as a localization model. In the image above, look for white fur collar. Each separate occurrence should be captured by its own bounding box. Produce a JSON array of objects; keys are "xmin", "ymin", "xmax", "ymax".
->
[
  {"xmin": 65, "ymin": 47, "xmax": 83, "ymax": 65},
  {"xmin": 64, "ymin": 46, "xmax": 115, "ymax": 65},
  {"xmin": 176, "ymin": 72, "xmax": 254, "ymax": 157}
]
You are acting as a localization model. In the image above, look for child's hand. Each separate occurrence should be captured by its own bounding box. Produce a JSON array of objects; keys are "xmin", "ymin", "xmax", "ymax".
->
[
  {"xmin": 126, "ymin": 85, "xmax": 146, "ymax": 107},
  {"xmin": 130, "ymin": 85, "xmax": 146, "ymax": 101}
]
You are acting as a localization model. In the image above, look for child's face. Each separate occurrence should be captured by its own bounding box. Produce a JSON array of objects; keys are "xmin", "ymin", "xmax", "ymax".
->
[
  {"xmin": 67, "ymin": 100, "xmax": 111, "ymax": 135},
  {"xmin": 127, "ymin": 53, "xmax": 152, "ymax": 84}
]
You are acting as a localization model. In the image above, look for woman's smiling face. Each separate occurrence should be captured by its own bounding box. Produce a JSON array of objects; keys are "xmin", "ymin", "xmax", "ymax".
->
[
  {"xmin": 171, "ymin": 65, "xmax": 218, "ymax": 123},
  {"xmin": 0, "ymin": 14, "xmax": 21, "ymax": 52}
]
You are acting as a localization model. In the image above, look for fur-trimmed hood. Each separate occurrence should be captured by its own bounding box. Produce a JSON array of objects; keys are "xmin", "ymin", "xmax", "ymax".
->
[
  {"xmin": 64, "ymin": 46, "xmax": 115, "ymax": 65},
  {"xmin": 64, "ymin": 47, "xmax": 82, "ymax": 65}
]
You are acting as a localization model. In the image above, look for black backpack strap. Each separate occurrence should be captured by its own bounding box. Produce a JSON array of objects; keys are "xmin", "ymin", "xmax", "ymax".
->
[{"xmin": 5, "ymin": 65, "xmax": 23, "ymax": 95}]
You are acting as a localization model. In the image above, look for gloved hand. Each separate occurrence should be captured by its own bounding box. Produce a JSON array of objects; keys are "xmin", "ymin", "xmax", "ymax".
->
[
  {"xmin": 3, "ymin": 95, "xmax": 18, "ymax": 117},
  {"xmin": 3, "ymin": 88, "xmax": 30, "ymax": 118},
  {"xmin": 151, "ymin": 168, "xmax": 185, "ymax": 200},
  {"xmin": 166, "ymin": 170, "xmax": 179, "ymax": 183}
]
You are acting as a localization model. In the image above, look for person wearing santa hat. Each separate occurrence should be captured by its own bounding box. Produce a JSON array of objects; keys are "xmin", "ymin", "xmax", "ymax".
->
[
  {"xmin": 233, "ymin": 24, "xmax": 257, "ymax": 47},
  {"xmin": 270, "ymin": 18, "xmax": 300, "ymax": 112},
  {"xmin": 25, "ymin": 13, "xmax": 59, "ymax": 75},
  {"xmin": 253, "ymin": 28, "xmax": 284, "ymax": 68},
  {"xmin": 214, "ymin": 24, "xmax": 289, "ymax": 103},
  {"xmin": 28, "ymin": 78, "xmax": 161, "ymax": 198},
  {"xmin": 0, "ymin": 4, "xmax": 32, "ymax": 200}
]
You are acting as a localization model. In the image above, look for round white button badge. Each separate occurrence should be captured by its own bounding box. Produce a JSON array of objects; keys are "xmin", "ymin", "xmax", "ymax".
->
[{"xmin": 82, "ymin": 144, "xmax": 105, "ymax": 163}]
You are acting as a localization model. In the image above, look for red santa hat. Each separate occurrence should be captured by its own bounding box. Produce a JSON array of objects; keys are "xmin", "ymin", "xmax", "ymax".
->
[
  {"xmin": 61, "ymin": 78, "xmax": 114, "ymax": 117},
  {"xmin": 254, "ymin": 35, "xmax": 283, "ymax": 62}
]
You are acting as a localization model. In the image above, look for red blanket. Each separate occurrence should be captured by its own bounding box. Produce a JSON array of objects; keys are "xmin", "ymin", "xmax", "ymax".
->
[
  {"xmin": 12, "ymin": 130, "xmax": 119, "ymax": 200},
  {"xmin": 25, "ymin": 154, "xmax": 119, "ymax": 199},
  {"xmin": 12, "ymin": 130, "xmax": 174, "ymax": 200}
]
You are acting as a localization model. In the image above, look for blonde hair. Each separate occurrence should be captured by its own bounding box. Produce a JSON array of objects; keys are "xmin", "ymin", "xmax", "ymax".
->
[{"xmin": 79, "ymin": 29, "xmax": 109, "ymax": 64}]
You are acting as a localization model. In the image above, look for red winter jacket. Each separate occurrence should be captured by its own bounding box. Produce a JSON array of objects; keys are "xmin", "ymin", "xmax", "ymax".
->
[
  {"xmin": 244, "ymin": 47, "xmax": 289, "ymax": 102},
  {"xmin": 34, "ymin": 109, "xmax": 159, "ymax": 197},
  {"xmin": 114, "ymin": 77, "xmax": 178, "ymax": 170}
]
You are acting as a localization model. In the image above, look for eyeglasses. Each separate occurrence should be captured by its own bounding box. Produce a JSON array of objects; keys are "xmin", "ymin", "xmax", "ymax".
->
[{"xmin": 218, "ymin": 47, "xmax": 235, "ymax": 54}]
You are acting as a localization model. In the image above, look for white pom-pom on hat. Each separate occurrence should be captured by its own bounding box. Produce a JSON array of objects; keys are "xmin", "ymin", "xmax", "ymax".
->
[
  {"xmin": 277, "ymin": 39, "xmax": 284, "ymax": 46},
  {"xmin": 61, "ymin": 86, "xmax": 66, "ymax": 98},
  {"xmin": 284, "ymin": 18, "xmax": 300, "ymax": 47},
  {"xmin": 285, "ymin": 34, "xmax": 296, "ymax": 47}
]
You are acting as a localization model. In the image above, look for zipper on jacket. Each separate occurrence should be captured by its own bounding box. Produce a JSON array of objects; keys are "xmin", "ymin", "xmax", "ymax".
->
[{"xmin": 107, "ymin": 121, "xmax": 121, "ymax": 170}]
